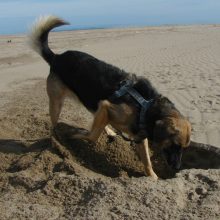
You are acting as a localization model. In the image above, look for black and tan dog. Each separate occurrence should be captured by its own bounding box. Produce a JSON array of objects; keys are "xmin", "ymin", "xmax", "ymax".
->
[{"xmin": 29, "ymin": 16, "xmax": 191, "ymax": 180}]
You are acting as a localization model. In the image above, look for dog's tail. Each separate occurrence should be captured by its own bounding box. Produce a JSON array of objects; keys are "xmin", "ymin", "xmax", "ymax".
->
[{"xmin": 29, "ymin": 15, "xmax": 69, "ymax": 65}]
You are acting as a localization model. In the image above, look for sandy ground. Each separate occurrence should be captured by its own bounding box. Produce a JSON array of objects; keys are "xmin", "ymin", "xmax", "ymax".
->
[{"xmin": 0, "ymin": 25, "xmax": 220, "ymax": 219}]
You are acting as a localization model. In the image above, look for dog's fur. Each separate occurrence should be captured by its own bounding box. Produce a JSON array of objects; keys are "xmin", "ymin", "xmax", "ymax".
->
[{"xmin": 29, "ymin": 16, "xmax": 191, "ymax": 180}]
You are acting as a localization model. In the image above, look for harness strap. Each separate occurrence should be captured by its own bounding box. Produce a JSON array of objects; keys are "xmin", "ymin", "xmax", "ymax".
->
[
  {"xmin": 127, "ymin": 87, "xmax": 153, "ymax": 129},
  {"xmin": 111, "ymin": 80, "xmax": 153, "ymax": 130}
]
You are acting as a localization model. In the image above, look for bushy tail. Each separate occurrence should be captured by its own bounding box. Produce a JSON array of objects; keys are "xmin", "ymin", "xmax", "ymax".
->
[{"xmin": 29, "ymin": 15, "xmax": 69, "ymax": 65}]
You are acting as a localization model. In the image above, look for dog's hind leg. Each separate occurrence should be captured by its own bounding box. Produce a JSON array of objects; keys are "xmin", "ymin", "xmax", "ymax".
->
[
  {"xmin": 136, "ymin": 139, "xmax": 158, "ymax": 180},
  {"xmin": 72, "ymin": 100, "xmax": 110, "ymax": 142},
  {"xmin": 48, "ymin": 97, "xmax": 65, "ymax": 128},
  {"xmin": 47, "ymin": 73, "xmax": 66, "ymax": 128}
]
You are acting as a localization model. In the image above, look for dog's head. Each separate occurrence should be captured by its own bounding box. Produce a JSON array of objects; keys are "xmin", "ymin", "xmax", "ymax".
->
[{"xmin": 153, "ymin": 116, "xmax": 191, "ymax": 170}]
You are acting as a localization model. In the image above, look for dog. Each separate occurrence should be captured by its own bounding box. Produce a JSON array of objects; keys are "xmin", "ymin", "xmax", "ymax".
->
[{"xmin": 29, "ymin": 16, "xmax": 191, "ymax": 180}]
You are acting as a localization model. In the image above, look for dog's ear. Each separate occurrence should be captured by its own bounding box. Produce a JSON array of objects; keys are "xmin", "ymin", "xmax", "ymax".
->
[
  {"xmin": 155, "ymin": 118, "xmax": 179, "ymax": 135},
  {"xmin": 168, "ymin": 117, "xmax": 191, "ymax": 148}
]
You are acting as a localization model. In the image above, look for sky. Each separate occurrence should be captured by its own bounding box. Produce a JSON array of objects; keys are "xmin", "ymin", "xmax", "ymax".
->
[{"xmin": 0, "ymin": 0, "xmax": 220, "ymax": 34}]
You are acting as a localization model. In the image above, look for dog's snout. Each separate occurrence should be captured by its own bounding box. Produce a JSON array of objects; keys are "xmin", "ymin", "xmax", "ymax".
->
[
  {"xmin": 171, "ymin": 158, "xmax": 181, "ymax": 170},
  {"xmin": 163, "ymin": 147, "xmax": 182, "ymax": 170}
]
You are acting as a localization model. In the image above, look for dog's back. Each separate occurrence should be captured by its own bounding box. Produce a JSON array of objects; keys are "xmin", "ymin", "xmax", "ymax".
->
[{"xmin": 53, "ymin": 50, "xmax": 130, "ymax": 111}]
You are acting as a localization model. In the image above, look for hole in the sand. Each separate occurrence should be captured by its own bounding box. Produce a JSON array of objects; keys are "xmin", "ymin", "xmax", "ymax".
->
[
  {"xmin": 182, "ymin": 141, "xmax": 220, "ymax": 170},
  {"xmin": 53, "ymin": 123, "xmax": 220, "ymax": 179}
]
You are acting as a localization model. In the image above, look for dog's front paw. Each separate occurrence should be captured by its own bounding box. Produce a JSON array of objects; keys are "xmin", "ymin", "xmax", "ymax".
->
[
  {"xmin": 145, "ymin": 170, "xmax": 158, "ymax": 181},
  {"xmin": 149, "ymin": 172, "xmax": 159, "ymax": 181}
]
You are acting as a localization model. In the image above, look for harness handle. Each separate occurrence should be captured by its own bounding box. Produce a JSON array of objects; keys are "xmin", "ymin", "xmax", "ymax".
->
[{"xmin": 114, "ymin": 80, "xmax": 133, "ymax": 98}]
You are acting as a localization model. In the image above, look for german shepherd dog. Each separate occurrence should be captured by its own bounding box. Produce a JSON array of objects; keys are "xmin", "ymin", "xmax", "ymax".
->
[{"xmin": 29, "ymin": 16, "xmax": 191, "ymax": 180}]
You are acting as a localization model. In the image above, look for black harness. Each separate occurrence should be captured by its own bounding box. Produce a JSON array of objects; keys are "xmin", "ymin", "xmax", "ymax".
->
[{"xmin": 110, "ymin": 80, "xmax": 154, "ymax": 141}]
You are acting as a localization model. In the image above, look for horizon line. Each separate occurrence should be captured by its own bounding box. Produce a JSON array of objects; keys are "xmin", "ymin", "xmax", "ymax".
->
[{"xmin": 1, "ymin": 22, "xmax": 220, "ymax": 36}]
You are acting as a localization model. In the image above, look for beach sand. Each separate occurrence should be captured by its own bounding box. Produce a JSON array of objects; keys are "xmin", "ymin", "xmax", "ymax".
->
[{"xmin": 0, "ymin": 25, "xmax": 220, "ymax": 219}]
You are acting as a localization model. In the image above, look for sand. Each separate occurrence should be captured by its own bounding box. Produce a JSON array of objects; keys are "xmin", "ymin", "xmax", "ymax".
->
[{"xmin": 0, "ymin": 25, "xmax": 220, "ymax": 219}]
